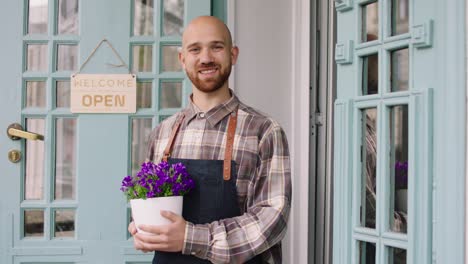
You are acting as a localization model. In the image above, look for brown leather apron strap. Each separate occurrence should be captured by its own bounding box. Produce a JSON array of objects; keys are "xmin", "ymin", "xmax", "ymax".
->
[
  {"xmin": 223, "ymin": 109, "xmax": 238, "ymax": 180},
  {"xmin": 162, "ymin": 113, "xmax": 185, "ymax": 162},
  {"xmin": 161, "ymin": 108, "xmax": 238, "ymax": 181}
]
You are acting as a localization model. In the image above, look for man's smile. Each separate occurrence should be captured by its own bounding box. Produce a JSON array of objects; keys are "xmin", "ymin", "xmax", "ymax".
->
[
  {"xmin": 199, "ymin": 69, "xmax": 217, "ymax": 74},
  {"xmin": 198, "ymin": 67, "xmax": 219, "ymax": 77}
]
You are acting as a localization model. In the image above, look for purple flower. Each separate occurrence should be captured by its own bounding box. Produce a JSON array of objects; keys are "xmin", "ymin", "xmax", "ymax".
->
[
  {"xmin": 395, "ymin": 161, "xmax": 408, "ymax": 189},
  {"xmin": 120, "ymin": 161, "xmax": 194, "ymax": 200},
  {"xmin": 122, "ymin": 175, "xmax": 133, "ymax": 186},
  {"xmin": 120, "ymin": 175, "xmax": 134, "ymax": 192},
  {"xmin": 147, "ymin": 191, "xmax": 155, "ymax": 198}
]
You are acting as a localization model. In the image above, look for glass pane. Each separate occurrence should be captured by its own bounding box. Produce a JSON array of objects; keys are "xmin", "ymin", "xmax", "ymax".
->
[
  {"xmin": 391, "ymin": 48, "xmax": 409, "ymax": 92},
  {"xmin": 362, "ymin": 2, "xmax": 379, "ymax": 42},
  {"xmin": 389, "ymin": 105, "xmax": 408, "ymax": 233},
  {"xmin": 27, "ymin": 44, "xmax": 48, "ymax": 72},
  {"xmin": 160, "ymin": 81, "xmax": 182, "ymax": 108},
  {"xmin": 57, "ymin": 0, "xmax": 79, "ymax": 35},
  {"xmin": 24, "ymin": 210, "xmax": 44, "ymax": 237},
  {"xmin": 391, "ymin": 0, "xmax": 409, "ymax": 36},
  {"xmin": 133, "ymin": 0, "xmax": 154, "ymax": 36},
  {"xmin": 25, "ymin": 81, "xmax": 46, "ymax": 108},
  {"xmin": 28, "ymin": 0, "xmax": 48, "ymax": 34},
  {"xmin": 54, "ymin": 210, "xmax": 75, "ymax": 238},
  {"xmin": 362, "ymin": 54, "xmax": 379, "ymax": 95},
  {"xmin": 25, "ymin": 118, "xmax": 45, "ymax": 200},
  {"xmin": 161, "ymin": 45, "xmax": 182, "ymax": 72},
  {"xmin": 163, "ymin": 0, "xmax": 184, "ymax": 36},
  {"xmin": 137, "ymin": 82, "xmax": 152, "ymax": 108},
  {"xmin": 361, "ymin": 108, "xmax": 377, "ymax": 229},
  {"xmin": 389, "ymin": 247, "xmax": 407, "ymax": 264},
  {"xmin": 131, "ymin": 118, "xmax": 153, "ymax": 176},
  {"xmin": 57, "ymin": 44, "xmax": 78, "ymax": 71},
  {"xmin": 55, "ymin": 118, "xmax": 77, "ymax": 200},
  {"xmin": 132, "ymin": 45, "xmax": 153, "ymax": 72},
  {"xmin": 358, "ymin": 241, "xmax": 376, "ymax": 264},
  {"xmin": 56, "ymin": 81, "xmax": 71, "ymax": 107}
]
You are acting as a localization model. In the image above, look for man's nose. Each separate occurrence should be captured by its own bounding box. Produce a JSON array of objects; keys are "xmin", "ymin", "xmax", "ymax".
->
[{"xmin": 199, "ymin": 48, "xmax": 214, "ymax": 64}]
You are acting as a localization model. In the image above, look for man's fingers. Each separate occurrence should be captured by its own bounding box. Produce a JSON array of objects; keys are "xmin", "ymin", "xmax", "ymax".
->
[
  {"xmin": 160, "ymin": 210, "xmax": 180, "ymax": 222},
  {"xmin": 132, "ymin": 216, "xmax": 186, "ymax": 253},
  {"xmin": 128, "ymin": 221, "xmax": 137, "ymax": 235},
  {"xmin": 138, "ymin": 224, "xmax": 165, "ymax": 235},
  {"xmin": 134, "ymin": 233, "xmax": 169, "ymax": 251},
  {"xmin": 134, "ymin": 238, "xmax": 152, "ymax": 253},
  {"xmin": 135, "ymin": 232, "xmax": 168, "ymax": 244}
]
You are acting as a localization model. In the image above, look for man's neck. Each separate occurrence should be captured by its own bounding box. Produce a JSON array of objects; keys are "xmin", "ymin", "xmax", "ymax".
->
[{"xmin": 192, "ymin": 86, "xmax": 231, "ymax": 112}]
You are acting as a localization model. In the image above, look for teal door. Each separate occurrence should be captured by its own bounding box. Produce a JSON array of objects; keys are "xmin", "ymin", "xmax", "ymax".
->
[
  {"xmin": 0, "ymin": 1, "xmax": 210, "ymax": 263},
  {"xmin": 333, "ymin": 0, "xmax": 438, "ymax": 263}
]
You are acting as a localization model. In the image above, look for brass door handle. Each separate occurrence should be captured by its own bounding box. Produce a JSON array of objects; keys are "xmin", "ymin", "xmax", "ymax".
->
[{"xmin": 7, "ymin": 123, "xmax": 44, "ymax": 141}]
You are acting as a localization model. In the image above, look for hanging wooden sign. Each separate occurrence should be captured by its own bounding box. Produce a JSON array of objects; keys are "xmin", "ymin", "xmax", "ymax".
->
[{"xmin": 71, "ymin": 74, "xmax": 136, "ymax": 113}]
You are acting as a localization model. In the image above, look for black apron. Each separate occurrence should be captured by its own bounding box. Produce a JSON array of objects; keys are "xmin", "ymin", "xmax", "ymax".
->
[{"xmin": 152, "ymin": 110, "xmax": 262, "ymax": 264}]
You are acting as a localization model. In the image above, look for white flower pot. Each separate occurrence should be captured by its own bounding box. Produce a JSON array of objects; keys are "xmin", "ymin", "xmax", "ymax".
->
[{"xmin": 130, "ymin": 196, "xmax": 183, "ymax": 235}]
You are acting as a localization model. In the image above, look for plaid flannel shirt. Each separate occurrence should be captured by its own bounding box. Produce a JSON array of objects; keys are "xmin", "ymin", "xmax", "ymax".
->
[{"xmin": 146, "ymin": 93, "xmax": 291, "ymax": 264}]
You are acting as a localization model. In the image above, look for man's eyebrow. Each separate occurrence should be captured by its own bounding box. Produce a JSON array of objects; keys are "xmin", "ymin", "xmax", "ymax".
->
[
  {"xmin": 186, "ymin": 42, "xmax": 200, "ymax": 49},
  {"xmin": 211, "ymin": 41, "xmax": 226, "ymax": 45},
  {"xmin": 185, "ymin": 40, "xmax": 226, "ymax": 49}
]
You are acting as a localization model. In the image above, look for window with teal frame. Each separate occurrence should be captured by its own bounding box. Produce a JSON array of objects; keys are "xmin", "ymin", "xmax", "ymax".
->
[{"xmin": 334, "ymin": 0, "xmax": 433, "ymax": 263}]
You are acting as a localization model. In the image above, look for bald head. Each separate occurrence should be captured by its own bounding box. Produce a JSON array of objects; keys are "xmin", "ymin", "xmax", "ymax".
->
[
  {"xmin": 182, "ymin": 16, "xmax": 233, "ymax": 49},
  {"xmin": 178, "ymin": 16, "xmax": 239, "ymax": 95}
]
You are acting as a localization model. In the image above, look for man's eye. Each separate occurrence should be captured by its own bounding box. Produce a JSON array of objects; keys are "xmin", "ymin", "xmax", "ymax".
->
[
  {"xmin": 213, "ymin": 46, "xmax": 223, "ymax": 51},
  {"xmin": 189, "ymin": 48, "xmax": 200, "ymax": 53}
]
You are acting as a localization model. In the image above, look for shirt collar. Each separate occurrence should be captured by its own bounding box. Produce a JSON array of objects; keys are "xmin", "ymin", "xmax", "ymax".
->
[{"xmin": 182, "ymin": 90, "xmax": 240, "ymax": 127}]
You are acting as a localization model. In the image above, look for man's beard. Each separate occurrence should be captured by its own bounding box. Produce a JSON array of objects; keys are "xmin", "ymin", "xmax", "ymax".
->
[{"xmin": 186, "ymin": 62, "xmax": 232, "ymax": 93}]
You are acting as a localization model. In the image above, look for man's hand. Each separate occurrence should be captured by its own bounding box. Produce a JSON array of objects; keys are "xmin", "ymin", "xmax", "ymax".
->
[{"xmin": 128, "ymin": 210, "xmax": 187, "ymax": 253}]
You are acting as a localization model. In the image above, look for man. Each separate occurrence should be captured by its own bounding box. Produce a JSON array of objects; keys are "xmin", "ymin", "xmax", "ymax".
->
[{"xmin": 128, "ymin": 16, "xmax": 291, "ymax": 264}]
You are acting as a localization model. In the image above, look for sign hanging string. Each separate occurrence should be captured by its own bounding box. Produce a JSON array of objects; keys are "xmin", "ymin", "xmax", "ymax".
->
[{"xmin": 75, "ymin": 38, "xmax": 133, "ymax": 76}]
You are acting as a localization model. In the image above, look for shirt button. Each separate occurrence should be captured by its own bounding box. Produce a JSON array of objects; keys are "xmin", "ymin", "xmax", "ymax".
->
[{"xmin": 199, "ymin": 112, "xmax": 205, "ymax": 118}]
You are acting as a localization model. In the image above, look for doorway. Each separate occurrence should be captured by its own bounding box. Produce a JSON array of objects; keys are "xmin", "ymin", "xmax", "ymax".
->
[{"xmin": 309, "ymin": 0, "xmax": 336, "ymax": 263}]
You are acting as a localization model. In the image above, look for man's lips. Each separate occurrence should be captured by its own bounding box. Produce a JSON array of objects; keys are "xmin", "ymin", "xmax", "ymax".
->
[
  {"xmin": 198, "ymin": 67, "xmax": 218, "ymax": 76},
  {"xmin": 199, "ymin": 69, "xmax": 217, "ymax": 74}
]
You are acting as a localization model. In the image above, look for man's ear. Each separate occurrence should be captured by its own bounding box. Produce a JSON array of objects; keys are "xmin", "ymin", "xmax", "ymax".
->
[
  {"xmin": 178, "ymin": 50, "xmax": 186, "ymax": 70},
  {"xmin": 231, "ymin": 46, "xmax": 239, "ymax": 65}
]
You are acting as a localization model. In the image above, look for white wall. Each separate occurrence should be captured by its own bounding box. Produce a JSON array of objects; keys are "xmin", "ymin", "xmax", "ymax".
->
[
  {"xmin": 231, "ymin": 1, "xmax": 293, "ymax": 132},
  {"xmin": 228, "ymin": 0, "xmax": 310, "ymax": 263}
]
